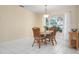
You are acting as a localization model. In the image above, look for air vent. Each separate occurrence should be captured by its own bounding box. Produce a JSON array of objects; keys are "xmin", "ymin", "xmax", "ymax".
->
[{"xmin": 19, "ymin": 5, "xmax": 24, "ymax": 7}]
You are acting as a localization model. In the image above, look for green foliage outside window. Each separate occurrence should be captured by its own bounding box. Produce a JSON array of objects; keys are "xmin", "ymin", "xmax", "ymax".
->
[
  {"xmin": 45, "ymin": 16, "xmax": 63, "ymax": 32},
  {"xmin": 50, "ymin": 17, "xmax": 57, "ymax": 27}
]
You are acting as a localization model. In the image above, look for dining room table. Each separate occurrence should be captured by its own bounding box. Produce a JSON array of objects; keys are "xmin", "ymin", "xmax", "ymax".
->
[
  {"xmin": 41, "ymin": 30, "xmax": 53, "ymax": 36},
  {"xmin": 40, "ymin": 30, "xmax": 54, "ymax": 42}
]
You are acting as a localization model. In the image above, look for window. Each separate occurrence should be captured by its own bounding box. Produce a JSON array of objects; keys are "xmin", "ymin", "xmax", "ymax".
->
[{"xmin": 42, "ymin": 16, "xmax": 64, "ymax": 32}]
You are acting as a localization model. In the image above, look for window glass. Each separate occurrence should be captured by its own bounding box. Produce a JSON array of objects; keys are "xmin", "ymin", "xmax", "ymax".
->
[{"xmin": 42, "ymin": 16, "xmax": 64, "ymax": 32}]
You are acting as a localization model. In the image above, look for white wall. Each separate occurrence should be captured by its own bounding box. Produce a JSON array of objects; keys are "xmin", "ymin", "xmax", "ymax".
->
[
  {"xmin": 0, "ymin": 5, "xmax": 38, "ymax": 42},
  {"xmin": 77, "ymin": 6, "xmax": 79, "ymax": 31}
]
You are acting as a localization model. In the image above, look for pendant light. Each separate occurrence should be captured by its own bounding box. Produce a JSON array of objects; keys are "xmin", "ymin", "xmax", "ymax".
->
[{"xmin": 43, "ymin": 5, "xmax": 49, "ymax": 18}]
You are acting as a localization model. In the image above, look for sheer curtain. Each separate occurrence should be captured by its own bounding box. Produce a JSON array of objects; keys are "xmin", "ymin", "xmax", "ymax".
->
[{"xmin": 63, "ymin": 11, "xmax": 71, "ymax": 40}]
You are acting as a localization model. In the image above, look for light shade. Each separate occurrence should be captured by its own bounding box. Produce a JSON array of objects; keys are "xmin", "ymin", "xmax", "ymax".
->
[{"xmin": 43, "ymin": 14, "xmax": 49, "ymax": 18}]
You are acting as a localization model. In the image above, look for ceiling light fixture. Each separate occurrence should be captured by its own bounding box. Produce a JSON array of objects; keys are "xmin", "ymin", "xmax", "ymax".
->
[{"xmin": 43, "ymin": 5, "xmax": 49, "ymax": 18}]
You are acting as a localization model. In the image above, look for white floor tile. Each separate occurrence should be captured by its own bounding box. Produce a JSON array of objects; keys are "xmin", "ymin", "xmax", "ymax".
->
[{"xmin": 0, "ymin": 32, "xmax": 79, "ymax": 54}]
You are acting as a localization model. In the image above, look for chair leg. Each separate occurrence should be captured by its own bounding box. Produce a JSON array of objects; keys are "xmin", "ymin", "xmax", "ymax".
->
[
  {"xmin": 54, "ymin": 36, "xmax": 57, "ymax": 44},
  {"xmin": 54, "ymin": 39, "xmax": 57, "ymax": 44},
  {"xmin": 38, "ymin": 40, "xmax": 40, "ymax": 48},
  {"xmin": 32, "ymin": 40, "xmax": 35, "ymax": 47},
  {"xmin": 51, "ymin": 38, "xmax": 54, "ymax": 45},
  {"xmin": 32, "ymin": 39, "xmax": 41, "ymax": 48},
  {"xmin": 51, "ymin": 41, "xmax": 54, "ymax": 45}
]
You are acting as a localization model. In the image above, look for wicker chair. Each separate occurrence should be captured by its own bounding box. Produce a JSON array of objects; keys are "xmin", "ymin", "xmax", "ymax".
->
[
  {"xmin": 48, "ymin": 27, "xmax": 57, "ymax": 45},
  {"xmin": 32, "ymin": 27, "xmax": 47, "ymax": 48}
]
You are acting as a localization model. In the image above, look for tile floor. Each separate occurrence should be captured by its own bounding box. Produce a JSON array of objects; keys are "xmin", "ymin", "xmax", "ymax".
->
[{"xmin": 0, "ymin": 32, "xmax": 79, "ymax": 54}]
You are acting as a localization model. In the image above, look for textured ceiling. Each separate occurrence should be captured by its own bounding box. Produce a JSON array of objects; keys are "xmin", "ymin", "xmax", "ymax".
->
[{"xmin": 23, "ymin": 5, "xmax": 75, "ymax": 14}]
